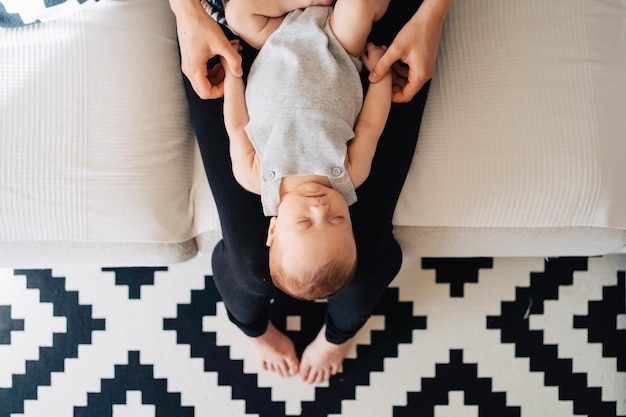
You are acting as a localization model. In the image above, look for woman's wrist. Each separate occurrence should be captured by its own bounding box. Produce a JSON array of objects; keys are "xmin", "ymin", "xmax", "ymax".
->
[
  {"xmin": 170, "ymin": 0, "xmax": 205, "ymax": 23},
  {"xmin": 423, "ymin": 0, "xmax": 454, "ymax": 16},
  {"xmin": 414, "ymin": 0, "xmax": 453, "ymax": 26}
]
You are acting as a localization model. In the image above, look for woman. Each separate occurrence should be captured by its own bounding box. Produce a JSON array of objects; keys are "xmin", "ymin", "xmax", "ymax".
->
[{"xmin": 169, "ymin": 0, "xmax": 453, "ymax": 384}]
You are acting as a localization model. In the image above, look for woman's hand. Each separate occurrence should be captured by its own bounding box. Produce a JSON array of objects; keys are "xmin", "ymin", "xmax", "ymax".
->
[
  {"xmin": 172, "ymin": 0, "xmax": 243, "ymax": 99},
  {"xmin": 368, "ymin": 1, "xmax": 451, "ymax": 103}
]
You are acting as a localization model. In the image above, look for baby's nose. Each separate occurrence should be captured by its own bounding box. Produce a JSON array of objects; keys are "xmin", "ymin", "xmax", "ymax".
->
[{"xmin": 310, "ymin": 203, "xmax": 330, "ymax": 216}]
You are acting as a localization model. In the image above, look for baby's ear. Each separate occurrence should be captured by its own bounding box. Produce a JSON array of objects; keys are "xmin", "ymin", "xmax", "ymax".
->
[{"xmin": 266, "ymin": 217, "xmax": 277, "ymax": 247}]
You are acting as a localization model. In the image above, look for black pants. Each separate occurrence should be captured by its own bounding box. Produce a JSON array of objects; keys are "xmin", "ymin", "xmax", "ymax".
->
[{"xmin": 183, "ymin": 0, "xmax": 430, "ymax": 344}]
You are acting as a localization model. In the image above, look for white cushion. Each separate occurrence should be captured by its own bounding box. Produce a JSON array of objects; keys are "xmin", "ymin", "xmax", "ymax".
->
[
  {"xmin": 0, "ymin": 0, "xmax": 215, "ymax": 264},
  {"xmin": 394, "ymin": 0, "xmax": 626, "ymax": 232}
]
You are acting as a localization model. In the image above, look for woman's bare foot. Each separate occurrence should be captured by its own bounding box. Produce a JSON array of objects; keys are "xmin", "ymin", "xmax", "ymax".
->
[
  {"xmin": 299, "ymin": 325, "xmax": 353, "ymax": 384},
  {"xmin": 249, "ymin": 322, "xmax": 300, "ymax": 377}
]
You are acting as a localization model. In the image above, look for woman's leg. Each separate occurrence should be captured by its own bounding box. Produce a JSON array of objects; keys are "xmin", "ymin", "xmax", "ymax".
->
[
  {"xmin": 325, "ymin": 88, "xmax": 429, "ymax": 343},
  {"xmin": 182, "ymin": 42, "xmax": 276, "ymax": 338},
  {"xmin": 299, "ymin": 0, "xmax": 430, "ymax": 383},
  {"xmin": 324, "ymin": 0, "xmax": 430, "ymax": 344},
  {"xmin": 299, "ymin": 84, "xmax": 430, "ymax": 380},
  {"xmin": 184, "ymin": 41, "xmax": 300, "ymax": 375}
]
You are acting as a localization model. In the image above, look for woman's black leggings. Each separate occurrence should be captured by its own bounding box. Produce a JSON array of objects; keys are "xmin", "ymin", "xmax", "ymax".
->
[{"xmin": 182, "ymin": 0, "xmax": 430, "ymax": 344}]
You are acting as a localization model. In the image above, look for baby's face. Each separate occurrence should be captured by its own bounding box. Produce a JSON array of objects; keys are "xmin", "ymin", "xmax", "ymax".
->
[{"xmin": 267, "ymin": 182, "xmax": 355, "ymax": 276}]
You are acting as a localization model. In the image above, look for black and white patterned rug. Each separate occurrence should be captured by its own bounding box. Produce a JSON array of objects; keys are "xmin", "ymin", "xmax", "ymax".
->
[{"xmin": 1, "ymin": 254, "xmax": 624, "ymax": 417}]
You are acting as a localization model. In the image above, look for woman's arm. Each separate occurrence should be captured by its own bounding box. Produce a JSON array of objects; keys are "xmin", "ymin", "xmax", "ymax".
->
[
  {"xmin": 368, "ymin": 0, "xmax": 454, "ymax": 103},
  {"xmin": 222, "ymin": 56, "xmax": 262, "ymax": 194},
  {"xmin": 345, "ymin": 43, "xmax": 393, "ymax": 188}
]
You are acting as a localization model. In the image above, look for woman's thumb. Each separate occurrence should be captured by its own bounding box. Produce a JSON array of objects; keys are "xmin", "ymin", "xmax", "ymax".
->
[
  {"xmin": 222, "ymin": 44, "xmax": 243, "ymax": 77},
  {"xmin": 368, "ymin": 52, "xmax": 392, "ymax": 82}
]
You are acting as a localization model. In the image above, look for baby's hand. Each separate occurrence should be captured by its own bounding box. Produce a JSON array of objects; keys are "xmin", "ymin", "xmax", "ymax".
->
[{"xmin": 360, "ymin": 43, "xmax": 389, "ymax": 75}]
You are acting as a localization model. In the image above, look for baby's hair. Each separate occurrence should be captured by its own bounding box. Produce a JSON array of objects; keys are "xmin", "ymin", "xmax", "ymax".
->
[{"xmin": 269, "ymin": 242, "xmax": 357, "ymax": 301}]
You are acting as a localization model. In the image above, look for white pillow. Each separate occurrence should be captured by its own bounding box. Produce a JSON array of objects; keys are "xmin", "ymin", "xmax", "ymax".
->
[
  {"xmin": 0, "ymin": 0, "xmax": 206, "ymax": 249},
  {"xmin": 394, "ymin": 0, "xmax": 626, "ymax": 231}
]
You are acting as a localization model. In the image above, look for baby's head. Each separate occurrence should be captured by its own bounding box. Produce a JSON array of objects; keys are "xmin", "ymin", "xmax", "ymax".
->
[{"xmin": 266, "ymin": 182, "xmax": 357, "ymax": 300}]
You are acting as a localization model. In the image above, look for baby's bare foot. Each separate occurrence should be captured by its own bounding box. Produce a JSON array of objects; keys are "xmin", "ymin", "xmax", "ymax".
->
[
  {"xmin": 299, "ymin": 325, "xmax": 352, "ymax": 384},
  {"xmin": 249, "ymin": 322, "xmax": 299, "ymax": 377}
]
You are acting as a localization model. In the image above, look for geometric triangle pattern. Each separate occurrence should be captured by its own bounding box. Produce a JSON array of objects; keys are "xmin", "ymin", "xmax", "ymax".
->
[
  {"xmin": 487, "ymin": 257, "xmax": 625, "ymax": 417},
  {"xmin": 103, "ymin": 267, "xmax": 168, "ymax": 300},
  {"xmin": 393, "ymin": 349, "xmax": 520, "ymax": 417},
  {"xmin": 74, "ymin": 351, "xmax": 194, "ymax": 417},
  {"xmin": 0, "ymin": 269, "xmax": 106, "ymax": 417},
  {"xmin": 574, "ymin": 270, "xmax": 625, "ymax": 372},
  {"xmin": 0, "ymin": 255, "xmax": 624, "ymax": 417}
]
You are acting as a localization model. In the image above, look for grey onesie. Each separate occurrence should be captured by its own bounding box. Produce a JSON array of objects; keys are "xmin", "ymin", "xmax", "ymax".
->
[{"xmin": 244, "ymin": 6, "xmax": 364, "ymax": 216}]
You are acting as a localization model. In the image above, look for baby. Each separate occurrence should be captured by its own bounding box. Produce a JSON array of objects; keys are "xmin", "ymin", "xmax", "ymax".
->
[{"xmin": 222, "ymin": 0, "xmax": 392, "ymax": 300}]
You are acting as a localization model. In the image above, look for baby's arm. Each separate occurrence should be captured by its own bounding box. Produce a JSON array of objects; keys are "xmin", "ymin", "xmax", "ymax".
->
[
  {"xmin": 330, "ymin": 0, "xmax": 388, "ymax": 57},
  {"xmin": 226, "ymin": 0, "xmax": 329, "ymax": 49},
  {"xmin": 346, "ymin": 43, "xmax": 393, "ymax": 188},
  {"xmin": 222, "ymin": 54, "xmax": 262, "ymax": 195}
]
